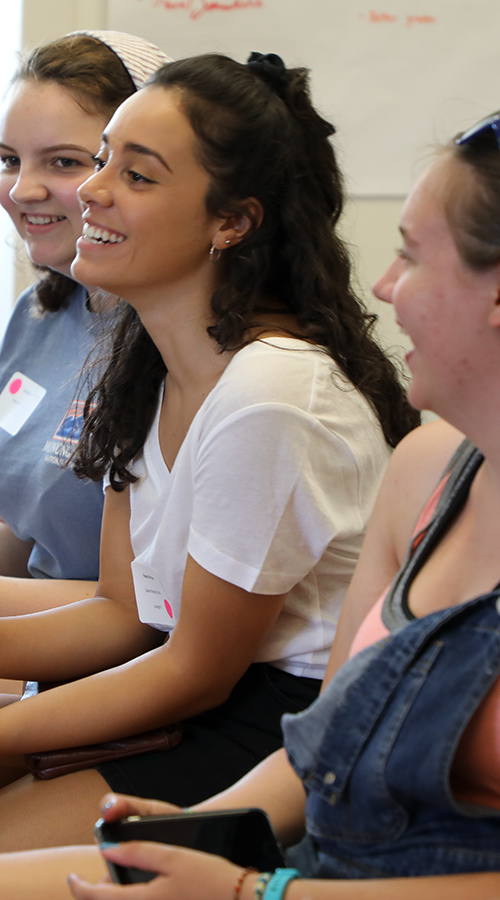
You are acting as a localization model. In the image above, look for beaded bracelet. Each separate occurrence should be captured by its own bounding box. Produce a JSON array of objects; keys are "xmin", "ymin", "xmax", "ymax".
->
[
  {"xmin": 232, "ymin": 867, "xmax": 257, "ymax": 900},
  {"xmin": 253, "ymin": 872, "xmax": 272, "ymax": 900}
]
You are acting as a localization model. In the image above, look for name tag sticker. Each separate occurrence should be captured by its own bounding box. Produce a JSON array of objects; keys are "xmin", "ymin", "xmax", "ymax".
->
[
  {"xmin": 131, "ymin": 560, "xmax": 176, "ymax": 631},
  {"xmin": 0, "ymin": 372, "xmax": 46, "ymax": 435}
]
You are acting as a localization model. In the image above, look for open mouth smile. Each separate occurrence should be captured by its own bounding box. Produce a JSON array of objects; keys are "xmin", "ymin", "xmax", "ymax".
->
[
  {"xmin": 25, "ymin": 215, "xmax": 65, "ymax": 225},
  {"xmin": 82, "ymin": 223, "xmax": 125, "ymax": 245}
]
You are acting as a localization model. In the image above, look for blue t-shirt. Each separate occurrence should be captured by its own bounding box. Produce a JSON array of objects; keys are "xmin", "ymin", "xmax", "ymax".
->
[{"xmin": 0, "ymin": 282, "xmax": 109, "ymax": 579}]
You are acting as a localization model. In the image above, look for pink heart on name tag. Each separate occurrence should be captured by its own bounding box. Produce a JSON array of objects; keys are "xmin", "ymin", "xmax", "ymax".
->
[{"xmin": 164, "ymin": 599, "xmax": 174, "ymax": 618}]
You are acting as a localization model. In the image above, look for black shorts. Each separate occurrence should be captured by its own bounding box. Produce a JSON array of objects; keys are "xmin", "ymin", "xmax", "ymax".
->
[{"xmin": 97, "ymin": 663, "xmax": 321, "ymax": 806}]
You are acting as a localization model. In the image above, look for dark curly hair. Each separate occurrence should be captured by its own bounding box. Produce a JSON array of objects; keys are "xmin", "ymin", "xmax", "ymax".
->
[
  {"xmin": 73, "ymin": 53, "xmax": 420, "ymax": 489},
  {"xmin": 12, "ymin": 33, "xmax": 136, "ymax": 313}
]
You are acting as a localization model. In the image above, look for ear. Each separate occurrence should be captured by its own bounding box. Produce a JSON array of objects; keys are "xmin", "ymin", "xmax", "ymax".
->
[{"xmin": 211, "ymin": 197, "xmax": 264, "ymax": 251}]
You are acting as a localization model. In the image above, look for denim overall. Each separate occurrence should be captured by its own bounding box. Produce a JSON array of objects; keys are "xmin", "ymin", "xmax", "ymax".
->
[{"xmin": 283, "ymin": 440, "xmax": 500, "ymax": 878}]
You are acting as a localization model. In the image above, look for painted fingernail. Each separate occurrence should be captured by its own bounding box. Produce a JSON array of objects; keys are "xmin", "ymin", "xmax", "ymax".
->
[{"xmin": 100, "ymin": 841, "xmax": 120, "ymax": 850}]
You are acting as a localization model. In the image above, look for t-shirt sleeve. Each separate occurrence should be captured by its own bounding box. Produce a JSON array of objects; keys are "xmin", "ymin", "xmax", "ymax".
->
[{"xmin": 187, "ymin": 402, "xmax": 365, "ymax": 594}]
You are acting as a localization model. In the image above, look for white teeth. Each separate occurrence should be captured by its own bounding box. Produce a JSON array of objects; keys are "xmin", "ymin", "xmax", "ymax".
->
[
  {"xmin": 26, "ymin": 215, "xmax": 64, "ymax": 225},
  {"xmin": 82, "ymin": 223, "xmax": 124, "ymax": 244}
]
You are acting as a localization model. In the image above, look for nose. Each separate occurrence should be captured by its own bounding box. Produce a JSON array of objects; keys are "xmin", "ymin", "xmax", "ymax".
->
[
  {"xmin": 9, "ymin": 167, "xmax": 49, "ymax": 205},
  {"xmin": 77, "ymin": 168, "xmax": 113, "ymax": 209},
  {"xmin": 372, "ymin": 257, "xmax": 403, "ymax": 305}
]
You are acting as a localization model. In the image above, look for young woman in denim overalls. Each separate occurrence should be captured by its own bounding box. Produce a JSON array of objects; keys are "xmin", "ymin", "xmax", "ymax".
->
[{"xmin": 3, "ymin": 104, "xmax": 500, "ymax": 900}]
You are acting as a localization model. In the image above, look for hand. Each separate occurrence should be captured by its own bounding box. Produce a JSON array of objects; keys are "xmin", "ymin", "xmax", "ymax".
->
[
  {"xmin": 68, "ymin": 843, "xmax": 242, "ymax": 900},
  {"xmin": 99, "ymin": 793, "xmax": 182, "ymax": 823}
]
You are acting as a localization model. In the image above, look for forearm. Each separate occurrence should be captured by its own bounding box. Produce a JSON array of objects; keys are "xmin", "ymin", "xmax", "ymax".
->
[
  {"xmin": 68, "ymin": 844, "xmax": 500, "ymax": 900},
  {"xmin": 262, "ymin": 872, "xmax": 500, "ymax": 900},
  {"xmin": 0, "ymin": 639, "xmax": 206, "ymax": 754},
  {"xmin": 0, "ymin": 596, "xmax": 151, "ymax": 682},
  {"xmin": 97, "ymin": 750, "xmax": 306, "ymax": 847},
  {"xmin": 193, "ymin": 748, "xmax": 306, "ymax": 847},
  {"xmin": 0, "ymin": 845, "xmax": 105, "ymax": 900},
  {"xmin": 0, "ymin": 584, "xmax": 290, "ymax": 753},
  {"xmin": 0, "ymin": 577, "xmax": 98, "ymax": 615}
]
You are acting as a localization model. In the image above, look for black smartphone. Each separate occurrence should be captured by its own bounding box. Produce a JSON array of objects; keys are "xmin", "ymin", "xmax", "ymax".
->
[{"xmin": 94, "ymin": 807, "xmax": 285, "ymax": 884}]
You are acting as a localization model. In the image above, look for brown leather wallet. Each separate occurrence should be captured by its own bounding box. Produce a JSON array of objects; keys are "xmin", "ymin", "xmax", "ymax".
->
[{"xmin": 25, "ymin": 724, "xmax": 183, "ymax": 780}]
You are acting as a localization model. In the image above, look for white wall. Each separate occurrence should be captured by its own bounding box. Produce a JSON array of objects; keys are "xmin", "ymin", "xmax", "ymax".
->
[
  {"xmin": 0, "ymin": 0, "xmax": 22, "ymax": 337},
  {"xmin": 8, "ymin": 0, "xmax": 411, "ymax": 364},
  {"xmin": 343, "ymin": 196, "xmax": 409, "ymax": 360},
  {"xmin": 21, "ymin": 0, "xmax": 106, "ymax": 47}
]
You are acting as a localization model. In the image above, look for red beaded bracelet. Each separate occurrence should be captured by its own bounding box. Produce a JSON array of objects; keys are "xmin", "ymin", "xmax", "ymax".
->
[{"xmin": 233, "ymin": 867, "xmax": 257, "ymax": 900}]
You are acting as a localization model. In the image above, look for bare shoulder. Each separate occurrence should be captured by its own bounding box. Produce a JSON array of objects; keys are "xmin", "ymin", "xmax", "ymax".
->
[
  {"xmin": 393, "ymin": 416, "xmax": 464, "ymax": 460},
  {"xmin": 323, "ymin": 419, "xmax": 466, "ymax": 681},
  {"xmin": 382, "ymin": 418, "xmax": 465, "ymax": 559},
  {"xmin": 349, "ymin": 418, "xmax": 465, "ymax": 602},
  {"xmin": 388, "ymin": 418, "xmax": 465, "ymax": 498}
]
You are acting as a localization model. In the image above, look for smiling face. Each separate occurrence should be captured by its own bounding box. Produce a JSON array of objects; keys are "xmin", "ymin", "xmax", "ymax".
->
[
  {"xmin": 373, "ymin": 156, "xmax": 500, "ymax": 420},
  {"xmin": 0, "ymin": 79, "xmax": 108, "ymax": 277},
  {"xmin": 72, "ymin": 86, "xmax": 224, "ymax": 310}
]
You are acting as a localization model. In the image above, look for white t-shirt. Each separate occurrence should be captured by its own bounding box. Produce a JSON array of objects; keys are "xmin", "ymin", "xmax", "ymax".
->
[{"xmin": 127, "ymin": 337, "xmax": 391, "ymax": 679}]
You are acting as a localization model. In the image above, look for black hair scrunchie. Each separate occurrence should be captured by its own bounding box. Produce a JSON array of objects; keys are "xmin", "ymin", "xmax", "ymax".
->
[{"xmin": 246, "ymin": 51, "xmax": 289, "ymax": 97}]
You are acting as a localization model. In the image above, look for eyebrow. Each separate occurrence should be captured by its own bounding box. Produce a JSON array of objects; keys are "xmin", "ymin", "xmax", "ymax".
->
[
  {"xmin": 0, "ymin": 142, "xmax": 95, "ymax": 156},
  {"xmin": 101, "ymin": 134, "xmax": 172, "ymax": 172}
]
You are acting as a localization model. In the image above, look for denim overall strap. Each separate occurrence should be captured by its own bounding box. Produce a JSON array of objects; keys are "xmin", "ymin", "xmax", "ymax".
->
[{"xmin": 383, "ymin": 439, "xmax": 483, "ymax": 630}]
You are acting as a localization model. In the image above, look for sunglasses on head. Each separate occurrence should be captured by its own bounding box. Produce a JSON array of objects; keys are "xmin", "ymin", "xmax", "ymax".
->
[{"xmin": 456, "ymin": 112, "xmax": 500, "ymax": 150}]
